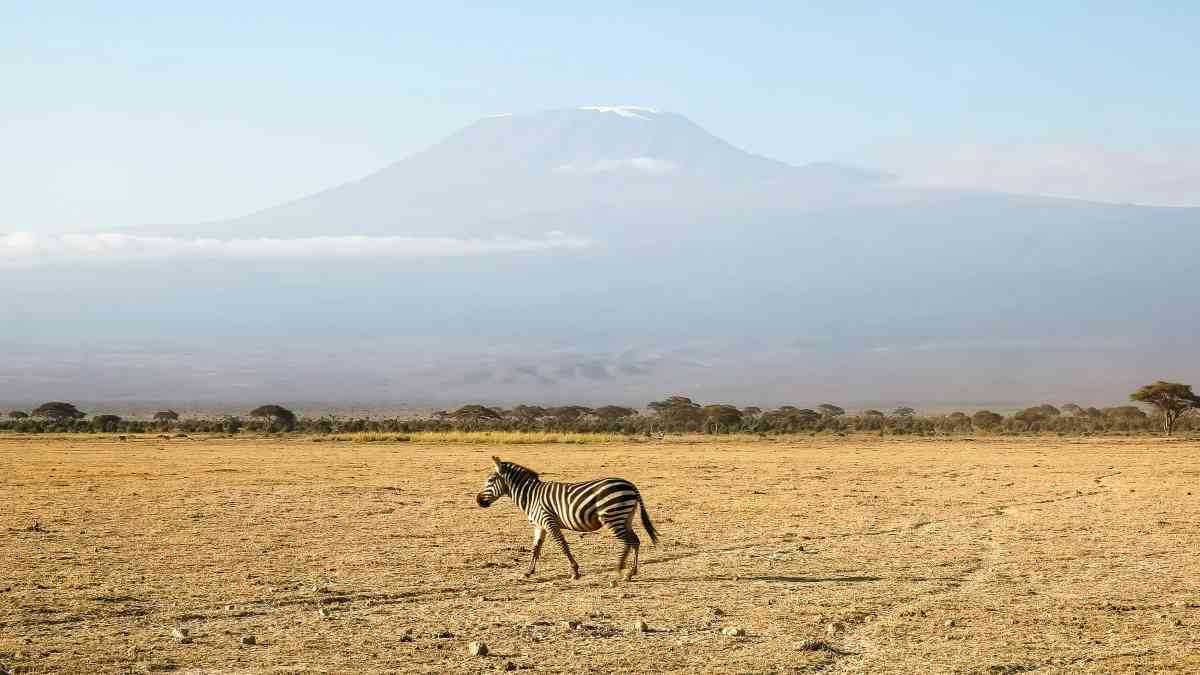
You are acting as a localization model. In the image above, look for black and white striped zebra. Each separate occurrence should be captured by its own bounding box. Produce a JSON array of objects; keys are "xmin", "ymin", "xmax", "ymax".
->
[{"xmin": 476, "ymin": 456, "xmax": 659, "ymax": 580}]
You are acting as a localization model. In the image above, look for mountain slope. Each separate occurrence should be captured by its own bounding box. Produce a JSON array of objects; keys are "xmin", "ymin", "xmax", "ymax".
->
[
  {"xmin": 7, "ymin": 107, "xmax": 1200, "ymax": 405},
  {"xmin": 175, "ymin": 107, "xmax": 892, "ymax": 238}
]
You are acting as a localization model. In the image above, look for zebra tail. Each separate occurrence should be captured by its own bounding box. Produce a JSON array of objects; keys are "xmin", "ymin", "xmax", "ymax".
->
[{"xmin": 638, "ymin": 495, "xmax": 659, "ymax": 546}]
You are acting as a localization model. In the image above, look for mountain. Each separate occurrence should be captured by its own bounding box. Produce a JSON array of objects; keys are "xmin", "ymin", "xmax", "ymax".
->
[
  {"xmin": 5, "ymin": 107, "xmax": 1199, "ymax": 407},
  {"xmin": 168, "ymin": 107, "xmax": 893, "ymax": 238}
]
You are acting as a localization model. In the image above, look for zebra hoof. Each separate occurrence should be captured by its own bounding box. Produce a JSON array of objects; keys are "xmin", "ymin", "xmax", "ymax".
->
[{"xmin": 570, "ymin": 570, "xmax": 581, "ymax": 581}]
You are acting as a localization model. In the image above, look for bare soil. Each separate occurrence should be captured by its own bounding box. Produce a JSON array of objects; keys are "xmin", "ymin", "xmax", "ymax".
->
[{"xmin": 1, "ymin": 435, "xmax": 1198, "ymax": 674}]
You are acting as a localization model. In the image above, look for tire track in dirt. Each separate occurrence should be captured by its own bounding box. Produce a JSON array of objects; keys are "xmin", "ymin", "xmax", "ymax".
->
[{"xmin": 817, "ymin": 476, "xmax": 1119, "ymax": 673}]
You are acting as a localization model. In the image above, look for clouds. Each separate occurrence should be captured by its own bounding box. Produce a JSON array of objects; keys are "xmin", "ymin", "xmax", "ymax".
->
[
  {"xmin": 889, "ymin": 141, "xmax": 1200, "ymax": 207},
  {"xmin": 0, "ymin": 231, "xmax": 591, "ymax": 268}
]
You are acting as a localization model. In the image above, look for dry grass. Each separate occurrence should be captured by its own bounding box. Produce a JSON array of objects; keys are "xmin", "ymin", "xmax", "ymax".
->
[{"xmin": 1, "ymin": 434, "xmax": 1197, "ymax": 674}]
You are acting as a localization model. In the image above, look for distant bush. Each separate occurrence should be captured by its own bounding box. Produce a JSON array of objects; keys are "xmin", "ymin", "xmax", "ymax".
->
[{"xmin": 2, "ymin": 388, "xmax": 1197, "ymax": 437}]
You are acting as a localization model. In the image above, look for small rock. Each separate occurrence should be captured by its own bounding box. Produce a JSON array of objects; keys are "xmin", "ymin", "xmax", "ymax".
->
[
  {"xmin": 797, "ymin": 638, "xmax": 827, "ymax": 651},
  {"xmin": 944, "ymin": 619, "xmax": 957, "ymax": 628},
  {"xmin": 564, "ymin": 620, "xmax": 581, "ymax": 630},
  {"xmin": 711, "ymin": 607, "xmax": 725, "ymax": 617},
  {"xmin": 633, "ymin": 619, "xmax": 649, "ymax": 633},
  {"xmin": 721, "ymin": 626, "xmax": 746, "ymax": 637},
  {"xmin": 826, "ymin": 622, "xmax": 844, "ymax": 636},
  {"xmin": 225, "ymin": 604, "xmax": 235, "ymax": 611},
  {"xmin": 1173, "ymin": 618, "xmax": 1184, "ymax": 627},
  {"xmin": 503, "ymin": 661, "xmax": 518, "ymax": 672},
  {"xmin": 311, "ymin": 584, "xmax": 328, "ymax": 593},
  {"xmin": 609, "ymin": 579, "xmax": 619, "ymax": 588},
  {"xmin": 240, "ymin": 635, "xmax": 256, "ymax": 646},
  {"xmin": 318, "ymin": 607, "xmax": 332, "ymax": 619},
  {"xmin": 171, "ymin": 627, "xmax": 189, "ymax": 639},
  {"xmin": 468, "ymin": 641, "xmax": 489, "ymax": 657}
]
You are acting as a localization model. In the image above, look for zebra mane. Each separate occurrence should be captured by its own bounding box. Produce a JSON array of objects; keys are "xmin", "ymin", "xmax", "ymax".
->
[{"xmin": 499, "ymin": 461, "xmax": 540, "ymax": 481}]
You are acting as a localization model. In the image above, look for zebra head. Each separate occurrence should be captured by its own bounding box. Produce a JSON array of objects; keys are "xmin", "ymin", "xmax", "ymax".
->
[{"xmin": 476, "ymin": 455, "xmax": 509, "ymax": 507}]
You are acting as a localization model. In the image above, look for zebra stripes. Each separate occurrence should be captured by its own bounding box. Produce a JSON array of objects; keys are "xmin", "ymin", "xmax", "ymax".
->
[{"xmin": 476, "ymin": 455, "xmax": 659, "ymax": 580}]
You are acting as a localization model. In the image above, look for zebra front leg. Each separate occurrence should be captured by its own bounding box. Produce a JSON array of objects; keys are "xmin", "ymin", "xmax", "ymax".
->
[
  {"xmin": 545, "ymin": 524, "xmax": 580, "ymax": 580},
  {"xmin": 524, "ymin": 527, "xmax": 545, "ymax": 578}
]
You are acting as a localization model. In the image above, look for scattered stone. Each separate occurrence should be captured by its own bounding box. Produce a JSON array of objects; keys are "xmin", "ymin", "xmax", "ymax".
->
[
  {"xmin": 224, "ymin": 604, "xmax": 235, "ymax": 611},
  {"xmin": 240, "ymin": 635, "xmax": 256, "ymax": 646},
  {"xmin": 468, "ymin": 641, "xmax": 489, "ymax": 657},
  {"xmin": 433, "ymin": 630, "xmax": 454, "ymax": 639},
  {"xmin": 721, "ymin": 626, "xmax": 746, "ymax": 637},
  {"xmin": 797, "ymin": 638, "xmax": 827, "ymax": 651},
  {"xmin": 825, "ymin": 622, "xmax": 844, "ymax": 636},
  {"xmin": 311, "ymin": 584, "xmax": 328, "ymax": 593},
  {"xmin": 399, "ymin": 628, "xmax": 414, "ymax": 643},
  {"xmin": 711, "ymin": 607, "xmax": 725, "ymax": 617},
  {"xmin": 609, "ymin": 579, "xmax": 619, "ymax": 588},
  {"xmin": 1172, "ymin": 618, "xmax": 1184, "ymax": 627},
  {"xmin": 944, "ymin": 619, "xmax": 957, "ymax": 628},
  {"xmin": 171, "ymin": 627, "xmax": 191, "ymax": 643},
  {"xmin": 503, "ymin": 661, "xmax": 518, "ymax": 672},
  {"xmin": 633, "ymin": 619, "xmax": 649, "ymax": 633},
  {"xmin": 318, "ymin": 607, "xmax": 332, "ymax": 619},
  {"xmin": 564, "ymin": 620, "xmax": 581, "ymax": 630}
]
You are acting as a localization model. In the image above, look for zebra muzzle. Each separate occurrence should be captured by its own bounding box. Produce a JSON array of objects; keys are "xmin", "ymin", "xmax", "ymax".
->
[{"xmin": 476, "ymin": 493, "xmax": 492, "ymax": 507}]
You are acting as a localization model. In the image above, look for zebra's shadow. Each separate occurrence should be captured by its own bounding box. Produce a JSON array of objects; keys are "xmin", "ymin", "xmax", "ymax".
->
[{"xmin": 635, "ymin": 574, "xmax": 882, "ymax": 584}]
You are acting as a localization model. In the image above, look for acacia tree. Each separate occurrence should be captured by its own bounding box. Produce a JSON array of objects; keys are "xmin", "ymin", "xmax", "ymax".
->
[
  {"xmin": 648, "ymin": 396, "xmax": 703, "ymax": 432},
  {"xmin": 1130, "ymin": 381, "xmax": 1200, "ymax": 435},
  {"xmin": 972, "ymin": 410, "xmax": 1003, "ymax": 431},
  {"xmin": 91, "ymin": 414, "xmax": 122, "ymax": 432},
  {"xmin": 594, "ymin": 406, "xmax": 636, "ymax": 422},
  {"xmin": 249, "ymin": 404, "xmax": 297, "ymax": 432},
  {"xmin": 701, "ymin": 404, "xmax": 743, "ymax": 433},
  {"xmin": 33, "ymin": 402, "xmax": 85, "ymax": 421},
  {"xmin": 817, "ymin": 403, "xmax": 845, "ymax": 418},
  {"xmin": 449, "ymin": 404, "xmax": 503, "ymax": 430},
  {"xmin": 153, "ymin": 410, "xmax": 180, "ymax": 427}
]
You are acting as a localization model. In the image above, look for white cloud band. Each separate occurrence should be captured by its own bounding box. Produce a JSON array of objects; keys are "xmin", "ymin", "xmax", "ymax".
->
[{"xmin": 0, "ymin": 231, "xmax": 591, "ymax": 268}]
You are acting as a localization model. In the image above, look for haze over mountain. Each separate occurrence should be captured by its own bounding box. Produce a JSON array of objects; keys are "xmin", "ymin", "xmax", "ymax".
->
[{"xmin": 4, "ymin": 107, "xmax": 1198, "ymax": 409}]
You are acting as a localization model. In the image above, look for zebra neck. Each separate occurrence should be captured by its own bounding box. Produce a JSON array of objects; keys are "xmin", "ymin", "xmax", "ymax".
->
[{"xmin": 509, "ymin": 477, "xmax": 541, "ymax": 513}]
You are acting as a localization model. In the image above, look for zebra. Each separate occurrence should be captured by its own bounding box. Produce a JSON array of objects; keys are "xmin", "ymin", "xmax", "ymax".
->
[{"xmin": 476, "ymin": 456, "xmax": 659, "ymax": 581}]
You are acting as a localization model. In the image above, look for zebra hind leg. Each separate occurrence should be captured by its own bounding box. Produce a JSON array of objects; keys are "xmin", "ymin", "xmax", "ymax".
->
[{"xmin": 608, "ymin": 514, "xmax": 641, "ymax": 581}]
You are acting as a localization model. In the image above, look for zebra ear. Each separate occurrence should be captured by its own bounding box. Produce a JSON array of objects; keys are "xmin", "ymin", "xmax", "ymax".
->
[{"xmin": 492, "ymin": 456, "xmax": 503, "ymax": 471}]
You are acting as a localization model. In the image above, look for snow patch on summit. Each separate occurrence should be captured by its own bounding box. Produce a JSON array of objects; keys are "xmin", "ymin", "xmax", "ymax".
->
[
  {"xmin": 556, "ymin": 157, "xmax": 678, "ymax": 174},
  {"xmin": 578, "ymin": 106, "xmax": 661, "ymax": 120}
]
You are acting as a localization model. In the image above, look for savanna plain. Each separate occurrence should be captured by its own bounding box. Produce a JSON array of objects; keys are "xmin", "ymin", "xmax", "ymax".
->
[{"xmin": 1, "ymin": 434, "xmax": 1197, "ymax": 674}]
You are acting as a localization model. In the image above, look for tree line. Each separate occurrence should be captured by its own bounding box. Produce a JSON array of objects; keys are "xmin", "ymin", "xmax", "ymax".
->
[{"xmin": 4, "ymin": 381, "xmax": 1198, "ymax": 436}]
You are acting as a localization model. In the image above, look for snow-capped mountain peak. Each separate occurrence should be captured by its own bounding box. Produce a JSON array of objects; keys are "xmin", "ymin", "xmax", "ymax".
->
[{"xmin": 577, "ymin": 106, "xmax": 662, "ymax": 120}]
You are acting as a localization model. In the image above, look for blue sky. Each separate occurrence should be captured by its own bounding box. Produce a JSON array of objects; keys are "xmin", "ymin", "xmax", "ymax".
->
[{"xmin": 4, "ymin": 2, "xmax": 1199, "ymax": 230}]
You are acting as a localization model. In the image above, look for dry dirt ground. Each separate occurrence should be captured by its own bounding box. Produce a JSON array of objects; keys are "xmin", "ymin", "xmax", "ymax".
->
[{"xmin": 1, "ymin": 435, "xmax": 1198, "ymax": 674}]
